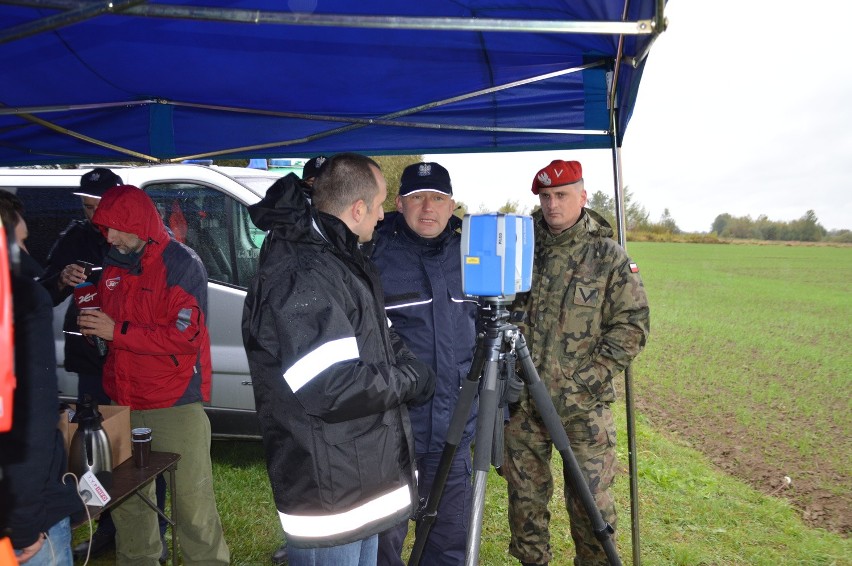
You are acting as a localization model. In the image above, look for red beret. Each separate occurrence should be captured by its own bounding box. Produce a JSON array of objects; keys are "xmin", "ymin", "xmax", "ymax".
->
[{"xmin": 531, "ymin": 160, "xmax": 583, "ymax": 195}]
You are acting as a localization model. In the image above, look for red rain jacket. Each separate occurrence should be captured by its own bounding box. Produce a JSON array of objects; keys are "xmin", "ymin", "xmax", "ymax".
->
[{"xmin": 92, "ymin": 185, "xmax": 211, "ymax": 409}]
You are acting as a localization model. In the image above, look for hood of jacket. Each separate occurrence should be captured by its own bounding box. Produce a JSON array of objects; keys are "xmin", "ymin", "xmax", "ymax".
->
[
  {"xmin": 92, "ymin": 185, "xmax": 170, "ymax": 245},
  {"xmin": 248, "ymin": 173, "xmax": 309, "ymax": 235},
  {"xmin": 249, "ymin": 172, "xmax": 365, "ymax": 258}
]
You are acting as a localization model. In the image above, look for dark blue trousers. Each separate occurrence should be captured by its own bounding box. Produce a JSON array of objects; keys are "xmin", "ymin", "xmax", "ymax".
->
[{"xmin": 378, "ymin": 446, "xmax": 473, "ymax": 566}]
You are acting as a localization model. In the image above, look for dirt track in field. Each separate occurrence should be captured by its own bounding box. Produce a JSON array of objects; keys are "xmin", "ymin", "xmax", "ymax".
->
[{"xmin": 634, "ymin": 394, "xmax": 850, "ymax": 536}]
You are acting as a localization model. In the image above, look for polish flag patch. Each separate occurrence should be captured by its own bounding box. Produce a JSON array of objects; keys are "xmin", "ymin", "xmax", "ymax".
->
[{"xmin": 629, "ymin": 262, "xmax": 639, "ymax": 273}]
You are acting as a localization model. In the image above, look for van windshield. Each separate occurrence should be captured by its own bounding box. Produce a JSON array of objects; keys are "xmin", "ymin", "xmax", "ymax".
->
[{"xmin": 233, "ymin": 175, "xmax": 282, "ymax": 194}]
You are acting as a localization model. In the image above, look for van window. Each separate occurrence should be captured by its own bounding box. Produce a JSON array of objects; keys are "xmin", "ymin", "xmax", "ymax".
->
[
  {"xmin": 11, "ymin": 185, "xmax": 83, "ymax": 266},
  {"xmin": 144, "ymin": 183, "xmax": 262, "ymax": 287}
]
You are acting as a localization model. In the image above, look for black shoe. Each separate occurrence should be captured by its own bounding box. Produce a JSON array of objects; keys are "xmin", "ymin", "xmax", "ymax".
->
[
  {"xmin": 271, "ymin": 542, "xmax": 288, "ymax": 566},
  {"xmin": 159, "ymin": 534, "xmax": 169, "ymax": 564},
  {"xmin": 72, "ymin": 528, "xmax": 115, "ymax": 560}
]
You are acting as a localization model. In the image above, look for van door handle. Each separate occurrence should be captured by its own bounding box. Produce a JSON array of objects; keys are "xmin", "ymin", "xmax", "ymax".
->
[{"xmin": 241, "ymin": 380, "xmax": 252, "ymax": 386}]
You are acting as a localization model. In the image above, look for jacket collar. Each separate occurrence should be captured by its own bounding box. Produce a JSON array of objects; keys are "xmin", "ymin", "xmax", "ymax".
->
[{"xmin": 314, "ymin": 211, "xmax": 363, "ymax": 258}]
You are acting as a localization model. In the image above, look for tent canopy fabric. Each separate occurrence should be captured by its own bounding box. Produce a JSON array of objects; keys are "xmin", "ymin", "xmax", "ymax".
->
[{"xmin": 0, "ymin": 0, "xmax": 667, "ymax": 165}]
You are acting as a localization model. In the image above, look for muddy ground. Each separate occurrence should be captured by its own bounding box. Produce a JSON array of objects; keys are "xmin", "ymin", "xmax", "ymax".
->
[{"xmin": 634, "ymin": 394, "xmax": 850, "ymax": 536}]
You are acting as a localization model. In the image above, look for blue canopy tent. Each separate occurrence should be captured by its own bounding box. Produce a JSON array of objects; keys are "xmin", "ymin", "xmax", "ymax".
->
[
  {"xmin": 0, "ymin": 1, "xmax": 665, "ymax": 164},
  {"xmin": 0, "ymin": 1, "xmax": 667, "ymax": 563}
]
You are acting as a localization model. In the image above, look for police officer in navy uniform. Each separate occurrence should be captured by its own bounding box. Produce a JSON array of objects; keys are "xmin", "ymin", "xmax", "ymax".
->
[{"xmin": 373, "ymin": 162, "xmax": 478, "ymax": 565}]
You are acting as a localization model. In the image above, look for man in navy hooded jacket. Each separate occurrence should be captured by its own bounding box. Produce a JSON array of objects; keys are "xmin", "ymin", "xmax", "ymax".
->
[{"xmin": 372, "ymin": 162, "xmax": 478, "ymax": 565}]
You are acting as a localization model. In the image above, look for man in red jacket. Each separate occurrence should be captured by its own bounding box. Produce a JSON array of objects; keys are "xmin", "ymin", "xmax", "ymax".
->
[{"xmin": 79, "ymin": 185, "xmax": 229, "ymax": 565}]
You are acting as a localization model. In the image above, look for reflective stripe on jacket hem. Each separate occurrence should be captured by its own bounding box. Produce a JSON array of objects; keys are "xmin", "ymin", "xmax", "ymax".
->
[{"xmin": 279, "ymin": 483, "xmax": 411, "ymax": 539}]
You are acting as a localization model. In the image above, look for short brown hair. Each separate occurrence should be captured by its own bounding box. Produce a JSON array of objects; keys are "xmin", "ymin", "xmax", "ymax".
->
[{"xmin": 312, "ymin": 153, "xmax": 382, "ymax": 216}]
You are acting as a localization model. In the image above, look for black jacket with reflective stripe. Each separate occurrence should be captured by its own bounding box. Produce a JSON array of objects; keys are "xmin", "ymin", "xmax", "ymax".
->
[{"xmin": 242, "ymin": 175, "xmax": 418, "ymax": 547}]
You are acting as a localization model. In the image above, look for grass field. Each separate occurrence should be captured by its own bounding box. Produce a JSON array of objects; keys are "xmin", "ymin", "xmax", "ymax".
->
[
  {"xmin": 73, "ymin": 242, "xmax": 852, "ymax": 565},
  {"xmin": 628, "ymin": 242, "xmax": 851, "ymax": 537}
]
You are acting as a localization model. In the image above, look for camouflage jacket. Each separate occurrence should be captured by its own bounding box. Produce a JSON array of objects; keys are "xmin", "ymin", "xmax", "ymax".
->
[{"xmin": 512, "ymin": 208, "xmax": 649, "ymax": 414}]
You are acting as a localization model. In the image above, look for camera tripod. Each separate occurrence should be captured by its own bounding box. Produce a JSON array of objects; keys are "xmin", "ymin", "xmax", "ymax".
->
[{"xmin": 408, "ymin": 297, "xmax": 620, "ymax": 566}]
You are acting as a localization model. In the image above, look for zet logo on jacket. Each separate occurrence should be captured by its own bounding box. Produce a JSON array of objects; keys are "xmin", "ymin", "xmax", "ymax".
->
[{"xmin": 105, "ymin": 276, "xmax": 121, "ymax": 291}]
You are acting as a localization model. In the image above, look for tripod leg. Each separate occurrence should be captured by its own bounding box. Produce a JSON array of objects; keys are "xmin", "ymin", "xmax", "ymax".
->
[
  {"xmin": 408, "ymin": 334, "xmax": 488, "ymax": 566},
  {"xmin": 514, "ymin": 333, "xmax": 622, "ymax": 566},
  {"xmin": 465, "ymin": 335, "xmax": 504, "ymax": 566}
]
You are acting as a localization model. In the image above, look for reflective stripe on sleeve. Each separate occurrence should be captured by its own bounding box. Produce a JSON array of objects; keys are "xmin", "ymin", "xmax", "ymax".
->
[
  {"xmin": 385, "ymin": 298, "xmax": 433, "ymax": 311},
  {"xmin": 283, "ymin": 337, "xmax": 359, "ymax": 392},
  {"xmin": 278, "ymin": 483, "xmax": 411, "ymax": 539}
]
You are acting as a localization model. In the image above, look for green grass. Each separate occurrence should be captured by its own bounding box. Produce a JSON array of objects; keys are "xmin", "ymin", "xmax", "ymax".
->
[
  {"xmin": 627, "ymin": 243, "xmax": 852, "ymax": 508},
  {"xmin": 73, "ymin": 242, "xmax": 852, "ymax": 565},
  {"xmin": 74, "ymin": 423, "xmax": 851, "ymax": 566}
]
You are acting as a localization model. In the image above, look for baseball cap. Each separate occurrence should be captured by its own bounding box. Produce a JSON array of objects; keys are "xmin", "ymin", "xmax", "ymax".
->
[
  {"xmin": 399, "ymin": 162, "xmax": 452, "ymax": 196},
  {"xmin": 531, "ymin": 160, "xmax": 582, "ymax": 195},
  {"xmin": 74, "ymin": 167, "xmax": 124, "ymax": 198},
  {"xmin": 302, "ymin": 156, "xmax": 328, "ymax": 180}
]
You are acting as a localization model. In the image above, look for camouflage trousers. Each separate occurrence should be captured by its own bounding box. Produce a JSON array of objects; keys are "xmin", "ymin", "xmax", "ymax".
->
[{"xmin": 503, "ymin": 399, "xmax": 617, "ymax": 566}]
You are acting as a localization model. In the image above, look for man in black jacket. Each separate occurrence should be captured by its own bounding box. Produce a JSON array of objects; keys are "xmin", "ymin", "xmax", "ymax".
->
[
  {"xmin": 41, "ymin": 167, "xmax": 120, "ymax": 407},
  {"xmin": 243, "ymin": 153, "xmax": 435, "ymax": 566},
  {"xmin": 0, "ymin": 208, "xmax": 83, "ymax": 564},
  {"xmin": 268, "ymin": 154, "xmax": 328, "ymax": 566}
]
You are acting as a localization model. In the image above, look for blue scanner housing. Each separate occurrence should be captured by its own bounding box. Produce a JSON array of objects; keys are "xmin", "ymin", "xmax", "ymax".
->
[{"xmin": 461, "ymin": 213, "xmax": 534, "ymax": 298}]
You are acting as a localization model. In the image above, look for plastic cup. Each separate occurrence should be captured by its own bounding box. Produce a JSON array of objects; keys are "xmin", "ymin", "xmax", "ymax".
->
[{"xmin": 131, "ymin": 427, "xmax": 152, "ymax": 468}]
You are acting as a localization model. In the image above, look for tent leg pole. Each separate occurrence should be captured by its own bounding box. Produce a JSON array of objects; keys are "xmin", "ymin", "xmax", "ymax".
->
[{"xmin": 610, "ymin": 136, "xmax": 641, "ymax": 566}]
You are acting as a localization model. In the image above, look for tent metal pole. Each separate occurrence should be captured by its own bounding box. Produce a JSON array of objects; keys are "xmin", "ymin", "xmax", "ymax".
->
[
  {"xmin": 14, "ymin": 111, "xmax": 158, "ymax": 161},
  {"xmin": 0, "ymin": 100, "xmax": 156, "ymax": 116},
  {"xmin": 0, "ymin": 0, "xmax": 656, "ymax": 36},
  {"xmin": 164, "ymin": 62, "xmax": 610, "ymax": 161},
  {"xmin": 2, "ymin": 62, "xmax": 607, "ymax": 163},
  {"xmin": 0, "ymin": 0, "xmax": 148, "ymax": 45},
  {"xmin": 609, "ymin": 3, "xmax": 642, "ymax": 561},
  {"xmin": 610, "ymin": 125, "xmax": 641, "ymax": 566}
]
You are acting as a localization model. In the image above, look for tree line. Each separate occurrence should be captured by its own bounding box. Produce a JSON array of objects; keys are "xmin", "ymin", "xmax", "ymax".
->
[
  {"xmin": 217, "ymin": 156, "xmax": 850, "ymax": 244},
  {"xmin": 490, "ymin": 188, "xmax": 851, "ymax": 244},
  {"xmin": 709, "ymin": 210, "xmax": 851, "ymax": 243}
]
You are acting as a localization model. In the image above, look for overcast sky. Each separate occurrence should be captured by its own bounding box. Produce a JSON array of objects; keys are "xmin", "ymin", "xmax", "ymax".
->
[{"xmin": 427, "ymin": 0, "xmax": 852, "ymax": 233}]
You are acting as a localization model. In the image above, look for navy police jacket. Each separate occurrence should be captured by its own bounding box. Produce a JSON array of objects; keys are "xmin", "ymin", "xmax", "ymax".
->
[
  {"xmin": 242, "ymin": 175, "xmax": 422, "ymax": 548},
  {"xmin": 373, "ymin": 212, "xmax": 479, "ymax": 454}
]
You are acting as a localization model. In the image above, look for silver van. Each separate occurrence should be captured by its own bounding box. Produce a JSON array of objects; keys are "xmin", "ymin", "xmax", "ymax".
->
[{"xmin": 2, "ymin": 164, "xmax": 284, "ymax": 438}]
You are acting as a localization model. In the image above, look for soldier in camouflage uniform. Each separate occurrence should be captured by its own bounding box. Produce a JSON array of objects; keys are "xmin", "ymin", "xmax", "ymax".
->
[{"xmin": 503, "ymin": 159, "xmax": 650, "ymax": 566}]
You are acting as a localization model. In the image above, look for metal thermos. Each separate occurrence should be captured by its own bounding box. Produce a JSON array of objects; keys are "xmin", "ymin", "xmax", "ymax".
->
[{"xmin": 68, "ymin": 395, "xmax": 113, "ymax": 489}]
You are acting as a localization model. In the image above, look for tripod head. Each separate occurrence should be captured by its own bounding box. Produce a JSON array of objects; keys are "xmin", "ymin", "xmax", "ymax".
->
[
  {"xmin": 471, "ymin": 295, "xmax": 526, "ymax": 430},
  {"xmin": 475, "ymin": 294, "xmax": 516, "ymax": 326}
]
